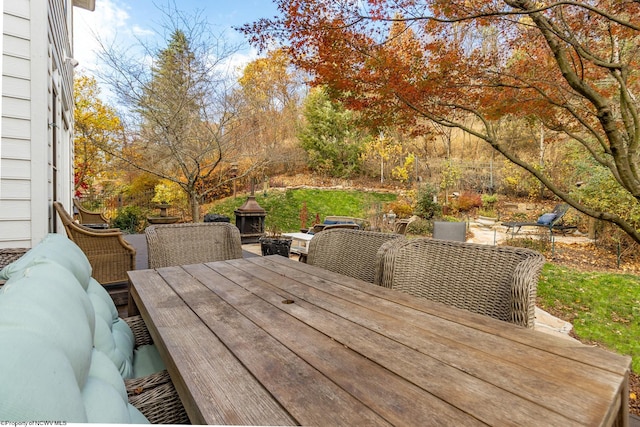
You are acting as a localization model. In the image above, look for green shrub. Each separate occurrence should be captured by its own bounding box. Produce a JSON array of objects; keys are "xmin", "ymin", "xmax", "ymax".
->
[
  {"xmin": 481, "ymin": 193, "xmax": 498, "ymax": 205},
  {"xmin": 414, "ymin": 183, "xmax": 441, "ymax": 219},
  {"xmin": 406, "ymin": 218, "xmax": 432, "ymax": 236},
  {"xmin": 111, "ymin": 206, "xmax": 147, "ymax": 234}
]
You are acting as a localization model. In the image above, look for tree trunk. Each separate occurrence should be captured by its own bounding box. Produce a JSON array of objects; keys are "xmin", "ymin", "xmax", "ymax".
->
[{"xmin": 190, "ymin": 194, "xmax": 201, "ymax": 222}]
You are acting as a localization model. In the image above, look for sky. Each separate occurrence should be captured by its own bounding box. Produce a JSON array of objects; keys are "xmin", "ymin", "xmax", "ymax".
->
[{"xmin": 73, "ymin": 0, "xmax": 280, "ymax": 76}]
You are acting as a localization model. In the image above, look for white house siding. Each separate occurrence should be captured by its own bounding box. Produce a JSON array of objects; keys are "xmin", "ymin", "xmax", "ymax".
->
[{"xmin": 0, "ymin": 0, "xmax": 77, "ymax": 248}]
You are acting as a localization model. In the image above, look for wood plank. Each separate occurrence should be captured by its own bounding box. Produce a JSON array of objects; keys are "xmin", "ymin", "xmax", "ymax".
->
[
  {"xmin": 162, "ymin": 264, "xmax": 391, "ymax": 426},
  {"xmin": 216, "ymin": 259, "xmax": 589, "ymax": 426},
  {"xmin": 187, "ymin": 261, "xmax": 484, "ymax": 426},
  {"xmin": 128, "ymin": 259, "xmax": 629, "ymax": 427},
  {"xmin": 260, "ymin": 255, "xmax": 631, "ymax": 374},
  {"xmin": 241, "ymin": 256, "xmax": 629, "ymax": 426},
  {"xmin": 128, "ymin": 268, "xmax": 296, "ymax": 426}
]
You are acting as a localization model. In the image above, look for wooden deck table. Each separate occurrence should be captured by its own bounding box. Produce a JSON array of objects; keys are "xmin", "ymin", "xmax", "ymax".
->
[{"xmin": 128, "ymin": 256, "xmax": 630, "ymax": 426}]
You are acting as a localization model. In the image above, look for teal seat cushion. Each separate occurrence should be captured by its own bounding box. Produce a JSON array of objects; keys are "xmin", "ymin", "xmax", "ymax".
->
[
  {"xmin": 128, "ymin": 404, "xmax": 151, "ymax": 424},
  {"xmin": 133, "ymin": 344, "xmax": 166, "ymax": 378},
  {"xmin": 84, "ymin": 348, "xmax": 149, "ymax": 423},
  {"xmin": 88, "ymin": 349, "xmax": 128, "ymax": 401},
  {"xmin": 87, "ymin": 278, "xmax": 119, "ymax": 324},
  {"xmin": 82, "ymin": 377, "xmax": 134, "ymax": 423},
  {"xmin": 0, "ymin": 233, "xmax": 92, "ymax": 288},
  {"xmin": 94, "ymin": 316, "xmax": 134, "ymax": 379},
  {"xmin": 87, "ymin": 279, "xmax": 136, "ymax": 378},
  {"xmin": 0, "ymin": 329, "xmax": 87, "ymax": 422},
  {"xmin": 0, "ymin": 259, "xmax": 94, "ymax": 387}
]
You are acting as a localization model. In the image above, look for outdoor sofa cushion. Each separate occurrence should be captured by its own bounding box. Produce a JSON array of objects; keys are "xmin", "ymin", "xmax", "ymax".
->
[
  {"xmin": 0, "ymin": 233, "xmax": 92, "ymax": 286},
  {"xmin": 0, "ymin": 259, "xmax": 147, "ymax": 423},
  {"xmin": 0, "ymin": 234, "xmax": 165, "ymax": 380}
]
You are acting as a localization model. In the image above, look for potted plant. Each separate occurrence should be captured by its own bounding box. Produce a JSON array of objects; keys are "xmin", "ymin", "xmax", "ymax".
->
[{"xmin": 259, "ymin": 226, "xmax": 292, "ymax": 257}]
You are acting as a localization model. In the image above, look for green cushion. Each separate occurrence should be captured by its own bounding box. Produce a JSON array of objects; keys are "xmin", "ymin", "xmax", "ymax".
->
[
  {"xmin": 133, "ymin": 344, "xmax": 166, "ymax": 378},
  {"xmin": 94, "ymin": 316, "xmax": 134, "ymax": 379},
  {"xmin": 88, "ymin": 280, "xmax": 136, "ymax": 379},
  {"xmin": 0, "ymin": 329, "xmax": 87, "ymax": 422},
  {"xmin": 0, "ymin": 234, "xmax": 92, "ymax": 288},
  {"xmin": 128, "ymin": 404, "xmax": 151, "ymax": 424},
  {"xmin": 88, "ymin": 349, "xmax": 128, "ymax": 402},
  {"xmin": 81, "ymin": 377, "xmax": 132, "ymax": 423},
  {"xmin": 113, "ymin": 318, "xmax": 135, "ymax": 359},
  {"xmin": 0, "ymin": 259, "xmax": 94, "ymax": 386},
  {"xmin": 87, "ymin": 278, "xmax": 118, "ymax": 324}
]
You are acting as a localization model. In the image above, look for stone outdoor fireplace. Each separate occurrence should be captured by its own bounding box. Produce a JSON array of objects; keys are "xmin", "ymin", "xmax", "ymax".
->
[{"xmin": 234, "ymin": 195, "xmax": 266, "ymax": 244}]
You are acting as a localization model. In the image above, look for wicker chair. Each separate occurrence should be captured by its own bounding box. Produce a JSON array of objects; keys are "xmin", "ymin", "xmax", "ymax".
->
[
  {"xmin": 53, "ymin": 202, "xmax": 136, "ymax": 286},
  {"xmin": 378, "ymin": 238, "xmax": 545, "ymax": 328},
  {"xmin": 309, "ymin": 222, "xmax": 361, "ymax": 234},
  {"xmin": 306, "ymin": 229, "xmax": 406, "ymax": 284},
  {"xmin": 146, "ymin": 222, "xmax": 243, "ymax": 269},
  {"xmin": 123, "ymin": 315, "xmax": 189, "ymax": 424},
  {"xmin": 0, "ymin": 248, "xmax": 29, "ymax": 270},
  {"xmin": 73, "ymin": 198, "xmax": 109, "ymax": 226}
]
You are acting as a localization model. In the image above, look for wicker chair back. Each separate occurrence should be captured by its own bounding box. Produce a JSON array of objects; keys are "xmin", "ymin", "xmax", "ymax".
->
[
  {"xmin": 379, "ymin": 238, "xmax": 545, "ymax": 328},
  {"xmin": 306, "ymin": 229, "xmax": 406, "ymax": 284},
  {"xmin": 73, "ymin": 198, "xmax": 109, "ymax": 225},
  {"xmin": 145, "ymin": 222, "xmax": 243, "ymax": 268},
  {"xmin": 53, "ymin": 202, "xmax": 136, "ymax": 285}
]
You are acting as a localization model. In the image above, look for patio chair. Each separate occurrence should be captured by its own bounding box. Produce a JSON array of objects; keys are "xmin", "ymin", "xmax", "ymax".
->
[
  {"xmin": 146, "ymin": 222, "xmax": 243, "ymax": 268},
  {"xmin": 0, "ymin": 248, "xmax": 29, "ymax": 270},
  {"xmin": 432, "ymin": 221, "xmax": 467, "ymax": 242},
  {"xmin": 54, "ymin": 201, "xmax": 136, "ymax": 288},
  {"xmin": 378, "ymin": 238, "xmax": 545, "ymax": 328},
  {"xmin": 306, "ymin": 229, "xmax": 406, "ymax": 284},
  {"xmin": 502, "ymin": 203, "xmax": 577, "ymax": 235},
  {"xmin": 123, "ymin": 315, "xmax": 189, "ymax": 424},
  {"xmin": 308, "ymin": 222, "xmax": 361, "ymax": 234},
  {"xmin": 73, "ymin": 198, "xmax": 110, "ymax": 227}
]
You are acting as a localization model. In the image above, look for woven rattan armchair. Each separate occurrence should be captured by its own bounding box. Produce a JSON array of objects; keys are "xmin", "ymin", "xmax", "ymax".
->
[
  {"xmin": 73, "ymin": 198, "xmax": 109, "ymax": 226},
  {"xmin": 146, "ymin": 222, "xmax": 243, "ymax": 268},
  {"xmin": 123, "ymin": 315, "xmax": 189, "ymax": 424},
  {"xmin": 53, "ymin": 202, "xmax": 136, "ymax": 286},
  {"xmin": 309, "ymin": 222, "xmax": 361, "ymax": 234},
  {"xmin": 378, "ymin": 238, "xmax": 545, "ymax": 328},
  {"xmin": 0, "ymin": 248, "xmax": 29, "ymax": 270},
  {"xmin": 306, "ymin": 229, "xmax": 406, "ymax": 284}
]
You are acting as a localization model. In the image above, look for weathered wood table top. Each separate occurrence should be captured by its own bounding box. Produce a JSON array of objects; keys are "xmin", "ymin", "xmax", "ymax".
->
[{"xmin": 128, "ymin": 255, "xmax": 630, "ymax": 426}]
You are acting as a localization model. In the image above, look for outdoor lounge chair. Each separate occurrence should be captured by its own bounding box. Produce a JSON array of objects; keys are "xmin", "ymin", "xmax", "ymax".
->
[
  {"xmin": 378, "ymin": 238, "xmax": 545, "ymax": 328},
  {"xmin": 306, "ymin": 228, "xmax": 405, "ymax": 284},
  {"xmin": 145, "ymin": 222, "xmax": 243, "ymax": 268},
  {"xmin": 502, "ymin": 203, "xmax": 577, "ymax": 235}
]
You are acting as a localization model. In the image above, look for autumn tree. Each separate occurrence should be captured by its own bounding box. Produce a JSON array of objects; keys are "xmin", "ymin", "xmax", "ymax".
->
[
  {"xmin": 298, "ymin": 86, "xmax": 365, "ymax": 177},
  {"xmin": 96, "ymin": 5, "xmax": 263, "ymax": 221},
  {"xmin": 73, "ymin": 74, "xmax": 123, "ymax": 197},
  {"xmin": 243, "ymin": 1, "xmax": 640, "ymax": 244},
  {"xmin": 236, "ymin": 49, "xmax": 305, "ymax": 174}
]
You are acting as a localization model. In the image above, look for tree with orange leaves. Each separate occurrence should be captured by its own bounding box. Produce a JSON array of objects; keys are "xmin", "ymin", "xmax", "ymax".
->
[{"xmin": 242, "ymin": 1, "xmax": 640, "ymax": 244}]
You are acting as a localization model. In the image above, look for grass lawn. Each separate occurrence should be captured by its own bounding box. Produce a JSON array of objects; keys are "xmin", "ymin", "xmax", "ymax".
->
[
  {"xmin": 538, "ymin": 264, "xmax": 640, "ymax": 372},
  {"xmin": 206, "ymin": 188, "xmax": 397, "ymax": 233}
]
